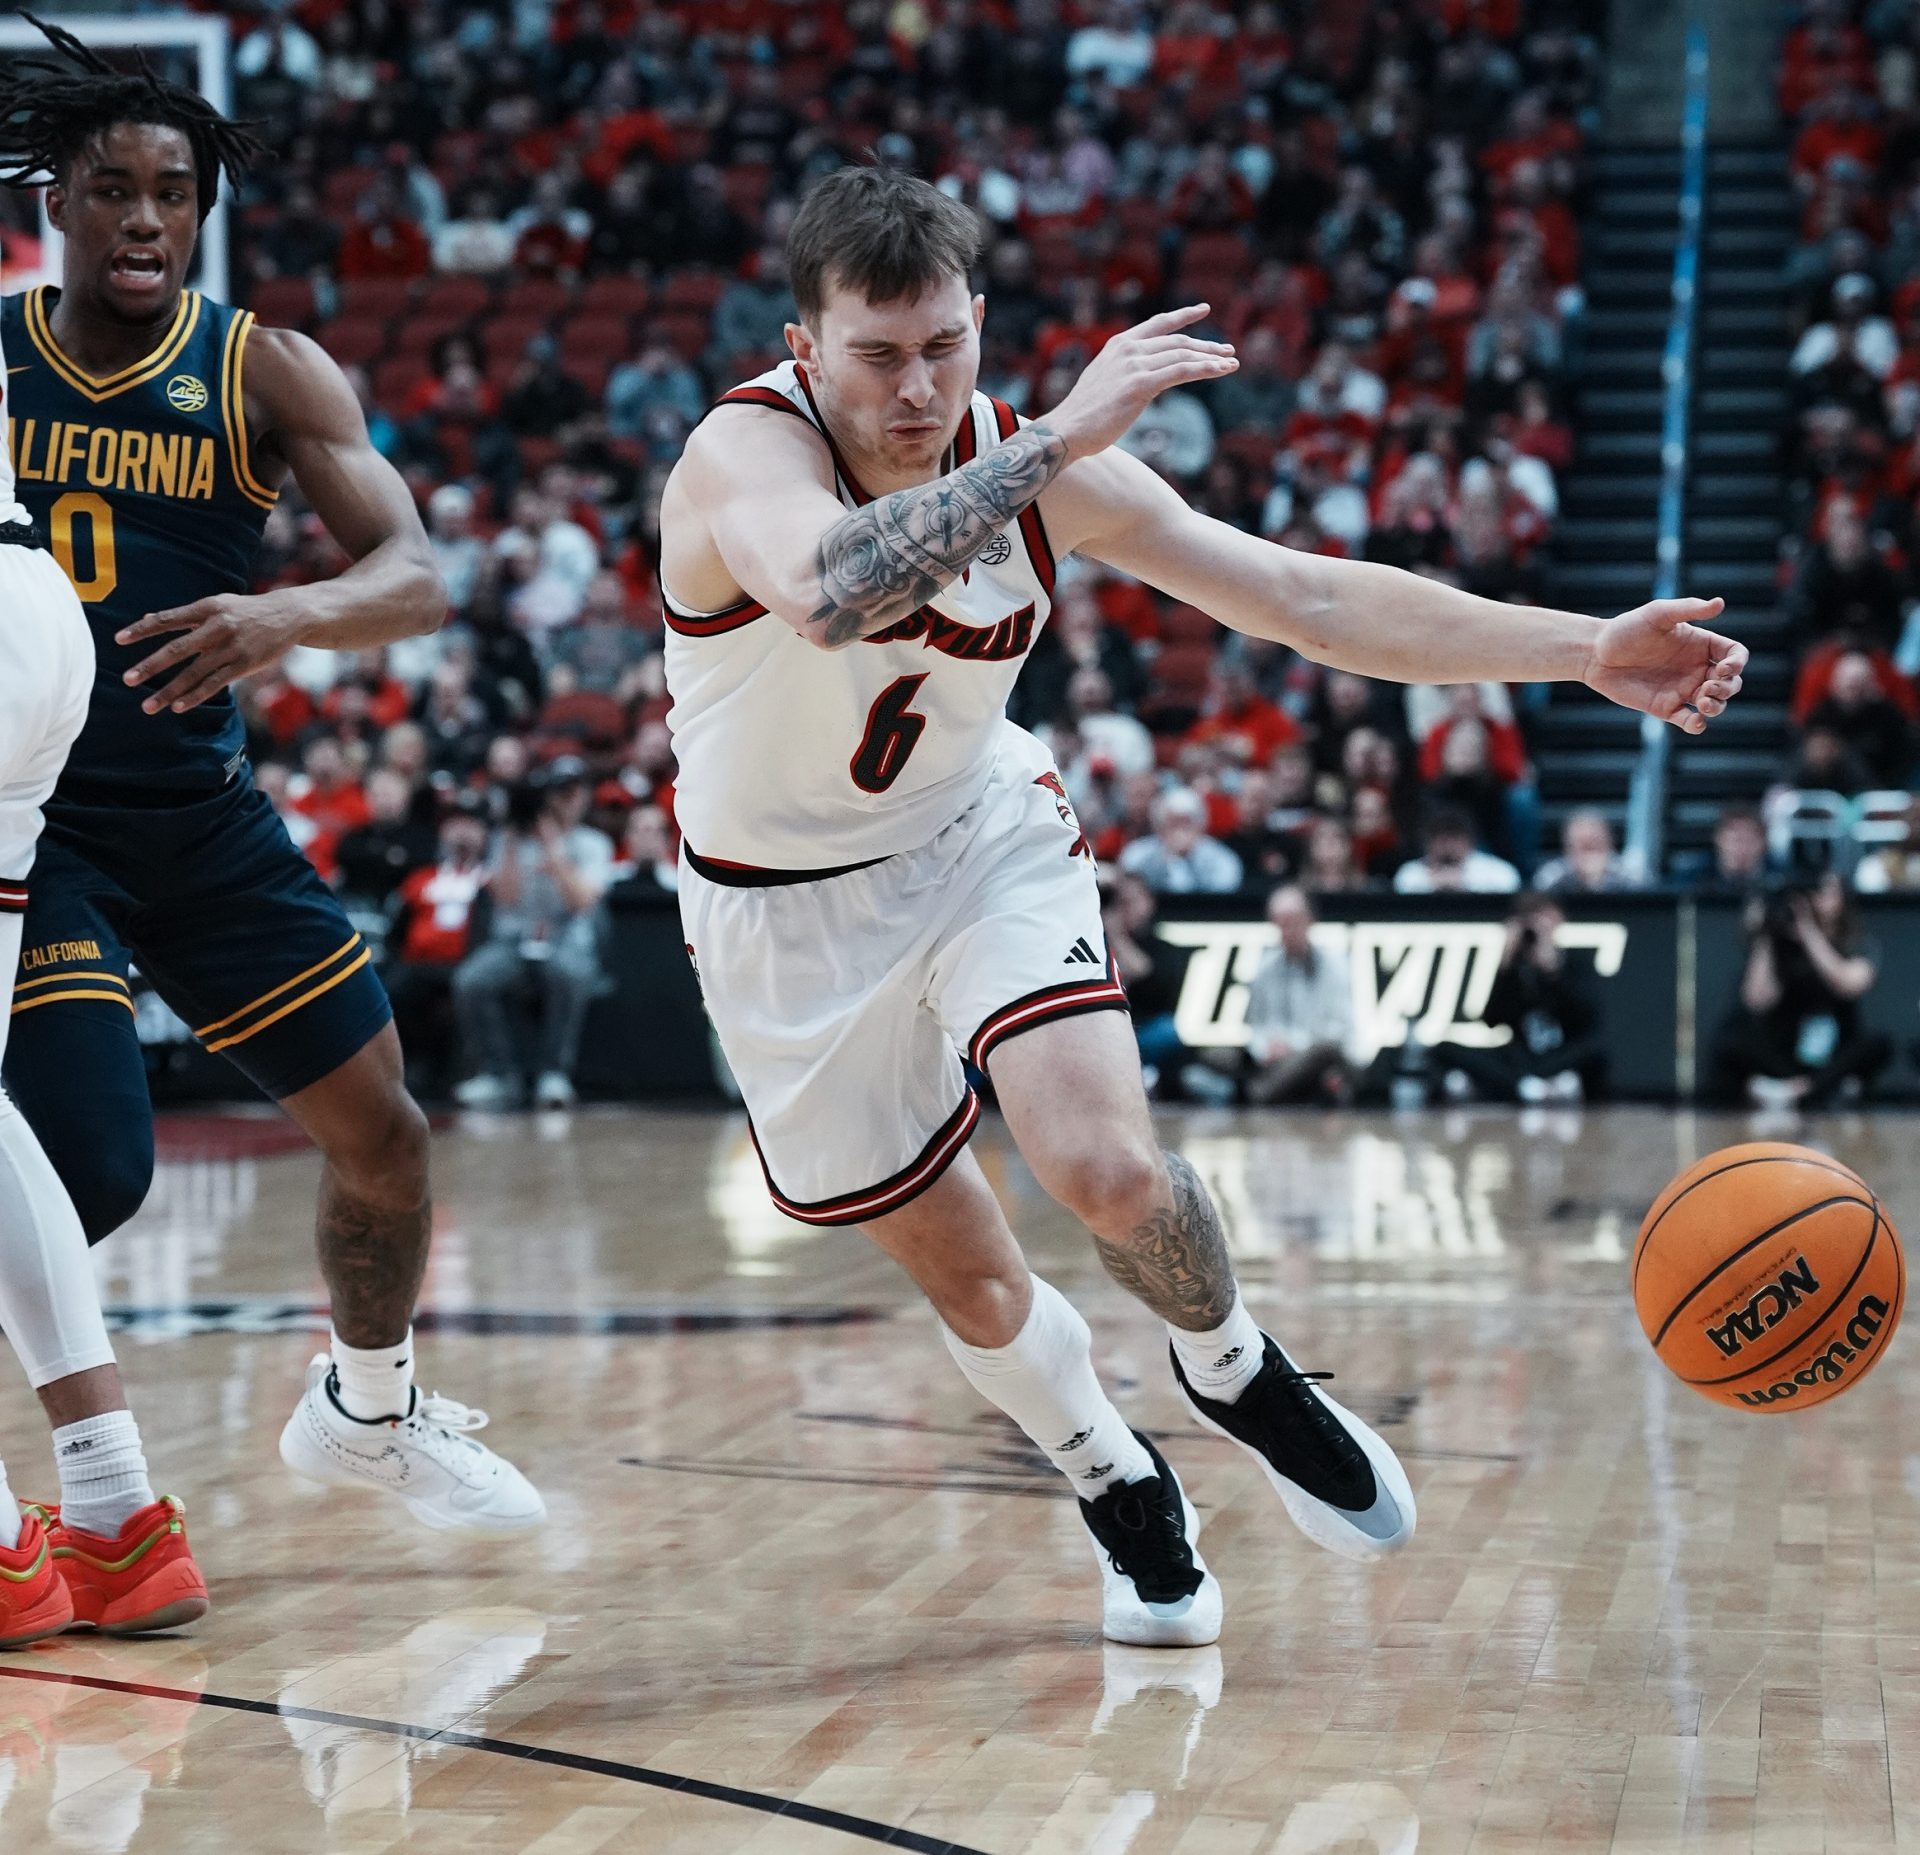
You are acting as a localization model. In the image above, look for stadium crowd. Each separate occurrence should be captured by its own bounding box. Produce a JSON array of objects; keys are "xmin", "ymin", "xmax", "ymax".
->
[
  {"xmin": 0, "ymin": 0, "xmax": 1617, "ymax": 1097},
  {"xmin": 1777, "ymin": 0, "xmax": 1920, "ymax": 834}
]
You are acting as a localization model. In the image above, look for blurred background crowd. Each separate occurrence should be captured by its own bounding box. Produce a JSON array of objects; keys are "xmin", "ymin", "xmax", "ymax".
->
[{"xmin": 19, "ymin": 0, "xmax": 1919, "ymax": 1107}]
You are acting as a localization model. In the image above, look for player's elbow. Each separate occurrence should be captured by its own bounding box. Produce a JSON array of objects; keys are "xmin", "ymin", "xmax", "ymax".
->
[{"xmin": 405, "ymin": 557, "xmax": 451, "ymax": 636}]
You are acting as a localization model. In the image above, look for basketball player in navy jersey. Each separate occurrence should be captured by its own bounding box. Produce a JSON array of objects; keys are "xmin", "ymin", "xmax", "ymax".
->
[{"xmin": 0, "ymin": 18, "xmax": 540, "ymax": 1535}]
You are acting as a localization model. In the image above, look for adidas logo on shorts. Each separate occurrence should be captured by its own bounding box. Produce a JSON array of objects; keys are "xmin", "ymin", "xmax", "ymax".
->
[{"xmin": 1064, "ymin": 937, "xmax": 1101, "ymax": 966}]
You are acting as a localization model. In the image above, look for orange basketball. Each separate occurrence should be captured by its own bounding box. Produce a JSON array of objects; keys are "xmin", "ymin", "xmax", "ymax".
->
[{"xmin": 1632, "ymin": 1143, "xmax": 1904, "ymax": 1412}]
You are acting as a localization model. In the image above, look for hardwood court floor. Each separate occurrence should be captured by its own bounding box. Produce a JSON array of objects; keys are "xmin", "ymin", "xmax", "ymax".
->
[{"xmin": 2, "ymin": 1103, "xmax": 1918, "ymax": 1853}]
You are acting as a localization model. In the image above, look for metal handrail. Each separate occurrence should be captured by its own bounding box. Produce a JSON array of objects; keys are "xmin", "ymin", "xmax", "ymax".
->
[{"xmin": 1624, "ymin": 23, "xmax": 1710, "ymax": 876}]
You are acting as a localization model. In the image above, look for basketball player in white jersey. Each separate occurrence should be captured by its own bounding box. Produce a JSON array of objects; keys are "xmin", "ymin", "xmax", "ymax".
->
[
  {"xmin": 661, "ymin": 167, "xmax": 1745, "ymax": 1646},
  {"xmin": 0, "ymin": 320, "xmax": 206, "ymax": 1642}
]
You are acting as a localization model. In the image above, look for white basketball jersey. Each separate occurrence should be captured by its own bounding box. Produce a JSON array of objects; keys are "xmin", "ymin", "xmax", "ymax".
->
[{"xmin": 664, "ymin": 361, "xmax": 1058, "ymax": 869}]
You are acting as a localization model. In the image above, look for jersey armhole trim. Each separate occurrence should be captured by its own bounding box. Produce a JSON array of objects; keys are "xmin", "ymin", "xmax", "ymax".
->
[
  {"xmin": 986, "ymin": 396, "xmax": 1057, "ymax": 596},
  {"xmin": 221, "ymin": 311, "xmax": 279, "ymax": 510},
  {"xmin": 661, "ymin": 591, "xmax": 769, "ymax": 637}
]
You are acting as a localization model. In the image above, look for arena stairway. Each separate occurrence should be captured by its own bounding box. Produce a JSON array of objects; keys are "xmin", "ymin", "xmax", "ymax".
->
[
  {"xmin": 1533, "ymin": 143, "xmax": 1686, "ymax": 845},
  {"xmin": 1533, "ymin": 140, "xmax": 1792, "ymax": 865},
  {"xmin": 1664, "ymin": 139, "xmax": 1795, "ymax": 860}
]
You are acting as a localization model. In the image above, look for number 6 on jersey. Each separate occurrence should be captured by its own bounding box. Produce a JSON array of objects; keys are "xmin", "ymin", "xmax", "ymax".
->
[{"xmin": 851, "ymin": 674, "xmax": 930, "ymax": 794}]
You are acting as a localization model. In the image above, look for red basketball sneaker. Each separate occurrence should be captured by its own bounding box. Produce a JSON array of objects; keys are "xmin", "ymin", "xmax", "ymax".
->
[
  {"xmin": 0, "ymin": 1509, "xmax": 74, "ymax": 1648},
  {"xmin": 47, "ymin": 1496, "xmax": 208, "ymax": 1635}
]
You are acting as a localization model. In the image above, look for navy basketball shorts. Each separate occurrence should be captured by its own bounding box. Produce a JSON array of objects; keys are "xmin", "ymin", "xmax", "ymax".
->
[{"xmin": 7, "ymin": 775, "xmax": 393, "ymax": 1103}]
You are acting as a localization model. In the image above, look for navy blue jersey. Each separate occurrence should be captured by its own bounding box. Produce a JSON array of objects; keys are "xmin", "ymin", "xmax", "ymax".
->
[{"xmin": 2, "ymin": 286, "xmax": 277, "ymax": 796}]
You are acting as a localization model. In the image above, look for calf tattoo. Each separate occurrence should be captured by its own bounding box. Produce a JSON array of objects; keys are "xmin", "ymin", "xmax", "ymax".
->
[
  {"xmin": 318, "ymin": 1169, "xmax": 431, "ymax": 1350},
  {"xmin": 808, "ymin": 420, "xmax": 1068, "ymax": 647},
  {"xmin": 1092, "ymin": 1152, "xmax": 1238, "ymax": 1331}
]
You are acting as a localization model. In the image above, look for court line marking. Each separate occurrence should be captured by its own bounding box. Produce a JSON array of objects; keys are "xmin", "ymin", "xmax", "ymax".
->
[{"xmin": 0, "ymin": 1666, "xmax": 995, "ymax": 1855}]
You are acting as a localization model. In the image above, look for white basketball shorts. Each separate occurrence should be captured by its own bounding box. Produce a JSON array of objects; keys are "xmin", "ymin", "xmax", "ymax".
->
[
  {"xmin": 0, "ymin": 535, "xmax": 95, "ymax": 1064},
  {"xmin": 678, "ymin": 734, "xmax": 1127, "ymax": 1224}
]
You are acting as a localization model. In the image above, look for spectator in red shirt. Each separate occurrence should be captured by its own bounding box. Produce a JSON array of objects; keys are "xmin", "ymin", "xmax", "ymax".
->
[
  {"xmin": 386, "ymin": 800, "xmax": 493, "ymax": 1098},
  {"xmin": 1419, "ymin": 685, "xmax": 1530, "ymax": 788},
  {"xmin": 322, "ymin": 648, "xmax": 414, "ymax": 738},
  {"xmin": 337, "ymin": 180, "xmax": 430, "ymax": 281},
  {"xmin": 289, "ymin": 735, "xmax": 373, "ymax": 882},
  {"xmin": 1185, "ymin": 662, "xmax": 1302, "ymax": 766}
]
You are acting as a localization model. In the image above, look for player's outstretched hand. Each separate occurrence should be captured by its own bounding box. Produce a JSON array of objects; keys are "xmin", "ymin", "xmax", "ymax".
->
[
  {"xmin": 1044, "ymin": 305, "xmax": 1237, "ymax": 461},
  {"xmin": 1583, "ymin": 597, "xmax": 1746, "ymax": 735},
  {"xmin": 117, "ymin": 593, "xmax": 302, "ymax": 715}
]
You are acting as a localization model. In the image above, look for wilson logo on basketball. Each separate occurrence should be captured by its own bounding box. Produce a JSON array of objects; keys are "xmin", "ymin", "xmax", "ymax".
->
[
  {"xmin": 1705, "ymin": 1254, "xmax": 1820, "ymax": 1358},
  {"xmin": 1732, "ymin": 1292, "xmax": 1891, "ymax": 1407}
]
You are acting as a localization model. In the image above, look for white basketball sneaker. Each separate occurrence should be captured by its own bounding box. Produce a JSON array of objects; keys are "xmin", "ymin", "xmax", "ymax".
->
[
  {"xmin": 1077, "ymin": 1432, "xmax": 1223, "ymax": 1647},
  {"xmin": 278, "ymin": 1355, "xmax": 546, "ymax": 1536}
]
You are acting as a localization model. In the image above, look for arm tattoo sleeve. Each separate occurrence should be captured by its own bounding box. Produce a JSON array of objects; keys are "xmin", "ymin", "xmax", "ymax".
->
[
  {"xmin": 807, "ymin": 420, "xmax": 1069, "ymax": 648},
  {"xmin": 1090, "ymin": 1152, "xmax": 1239, "ymax": 1331}
]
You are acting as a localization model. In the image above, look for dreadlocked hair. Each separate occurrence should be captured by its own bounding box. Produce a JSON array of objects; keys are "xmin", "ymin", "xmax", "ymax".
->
[{"xmin": 0, "ymin": 13, "xmax": 268, "ymax": 223}]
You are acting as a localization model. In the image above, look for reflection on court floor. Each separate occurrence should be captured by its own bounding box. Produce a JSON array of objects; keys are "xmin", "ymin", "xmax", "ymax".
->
[{"xmin": 0, "ymin": 1104, "xmax": 1907, "ymax": 1851}]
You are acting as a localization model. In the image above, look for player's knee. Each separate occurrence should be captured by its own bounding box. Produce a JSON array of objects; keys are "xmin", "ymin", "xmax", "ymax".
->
[
  {"xmin": 1042, "ymin": 1141, "xmax": 1168, "ymax": 1237},
  {"xmin": 936, "ymin": 1258, "xmax": 1032, "ymax": 1346},
  {"xmin": 322, "ymin": 1085, "xmax": 431, "ymax": 1206},
  {"xmin": 65, "ymin": 1122, "xmax": 155, "ymax": 1246}
]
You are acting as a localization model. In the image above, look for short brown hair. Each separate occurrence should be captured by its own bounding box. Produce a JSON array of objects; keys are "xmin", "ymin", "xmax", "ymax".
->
[{"xmin": 787, "ymin": 164, "xmax": 982, "ymax": 323}]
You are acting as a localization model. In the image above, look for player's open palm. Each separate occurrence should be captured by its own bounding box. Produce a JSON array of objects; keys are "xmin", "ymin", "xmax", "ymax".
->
[
  {"xmin": 1046, "ymin": 305, "xmax": 1237, "ymax": 460},
  {"xmin": 1583, "ymin": 596, "xmax": 1747, "ymax": 735}
]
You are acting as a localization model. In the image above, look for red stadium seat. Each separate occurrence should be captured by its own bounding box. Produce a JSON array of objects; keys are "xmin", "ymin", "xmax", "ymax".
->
[
  {"xmin": 418, "ymin": 275, "xmax": 494, "ymax": 321},
  {"xmin": 722, "ymin": 164, "xmax": 773, "ymax": 218},
  {"xmin": 372, "ymin": 355, "xmax": 428, "ymax": 407},
  {"xmin": 338, "ymin": 277, "xmax": 415, "ymax": 321},
  {"xmin": 313, "ymin": 318, "xmax": 388, "ymax": 369},
  {"xmin": 560, "ymin": 353, "xmax": 613, "ymax": 395},
  {"xmin": 390, "ymin": 313, "xmax": 471, "ymax": 360},
  {"xmin": 1218, "ymin": 431, "xmax": 1280, "ymax": 473},
  {"xmin": 579, "ymin": 275, "xmax": 651, "ymax": 318},
  {"xmin": 660, "ymin": 270, "xmax": 728, "ymax": 313},
  {"xmin": 537, "ymin": 692, "xmax": 627, "ymax": 750},
  {"xmin": 518, "ymin": 436, "xmax": 564, "ymax": 478},
  {"xmin": 1160, "ymin": 605, "xmax": 1217, "ymax": 646},
  {"xmin": 1181, "ymin": 230, "xmax": 1249, "ymax": 273},
  {"xmin": 485, "ymin": 310, "xmax": 561, "ymax": 361},
  {"xmin": 499, "ymin": 276, "xmax": 571, "ymax": 321},
  {"xmin": 777, "ymin": 57, "xmax": 830, "ymax": 105},
  {"xmin": 648, "ymin": 310, "xmax": 711, "ymax": 363},
  {"xmin": 562, "ymin": 314, "xmax": 636, "ymax": 365},
  {"xmin": 321, "ymin": 165, "xmax": 379, "ymax": 220},
  {"xmin": 249, "ymin": 277, "xmax": 315, "ymax": 330}
]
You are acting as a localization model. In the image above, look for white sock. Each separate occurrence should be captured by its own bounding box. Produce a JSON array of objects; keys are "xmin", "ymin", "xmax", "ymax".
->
[
  {"xmin": 1168, "ymin": 1295, "xmax": 1266, "ymax": 1404},
  {"xmin": 942, "ymin": 1277, "xmax": 1154, "ymax": 1496},
  {"xmin": 0, "ymin": 1458, "xmax": 18, "ymax": 1551},
  {"xmin": 54, "ymin": 1410, "xmax": 154, "ymax": 1539},
  {"xmin": 329, "ymin": 1326, "xmax": 416, "ymax": 1422}
]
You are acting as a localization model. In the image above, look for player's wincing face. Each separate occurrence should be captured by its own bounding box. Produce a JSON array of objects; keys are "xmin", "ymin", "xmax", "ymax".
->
[
  {"xmin": 47, "ymin": 122, "xmax": 201, "ymax": 327},
  {"xmin": 790, "ymin": 270, "xmax": 985, "ymax": 487}
]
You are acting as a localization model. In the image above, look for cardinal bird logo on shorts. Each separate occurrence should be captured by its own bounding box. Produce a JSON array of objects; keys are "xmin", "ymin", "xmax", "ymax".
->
[{"xmin": 1034, "ymin": 771, "xmax": 1090, "ymax": 859}]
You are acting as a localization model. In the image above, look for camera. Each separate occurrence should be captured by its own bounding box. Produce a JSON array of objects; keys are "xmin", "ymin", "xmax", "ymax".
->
[
  {"xmin": 1759, "ymin": 878, "xmax": 1813, "ymax": 940},
  {"xmin": 504, "ymin": 778, "xmax": 547, "ymax": 831}
]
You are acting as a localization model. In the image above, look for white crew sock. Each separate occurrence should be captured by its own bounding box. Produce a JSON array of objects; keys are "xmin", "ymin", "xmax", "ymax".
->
[
  {"xmin": 54, "ymin": 1410, "xmax": 154, "ymax": 1539},
  {"xmin": 329, "ymin": 1326, "xmax": 416, "ymax": 1422},
  {"xmin": 942, "ymin": 1276, "xmax": 1154, "ymax": 1495},
  {"xmin": 1168, "ymin": 1295, "xmax": 1266, "ymax": 1404},
  {"xmin": 0, "ymin": 1458, "xmax": 18, "ymax": 1550}
]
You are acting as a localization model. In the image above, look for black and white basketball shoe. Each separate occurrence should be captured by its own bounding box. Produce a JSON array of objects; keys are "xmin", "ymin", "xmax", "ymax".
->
[
  {"xmin": 1171, "ymin": 1336, "xmax": 1415, "ymax": 1561},
  {"xmin": 1077, "ymin": 1431, "xmax": 1223, "ymax": 1647}
]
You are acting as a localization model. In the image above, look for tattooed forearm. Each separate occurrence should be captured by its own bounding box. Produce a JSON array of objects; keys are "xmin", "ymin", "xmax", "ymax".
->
[
  {"xmin": 318, "ymin": 1169, "xmax": 431, "ymax": 1349},
  {"xmin": 1090, "ymin": 1152, "xmax": 1238, "ymax": 1331},
  {"xmin": 807, "ymin": 421, "xmax": 1069, "ymax": 647}
]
